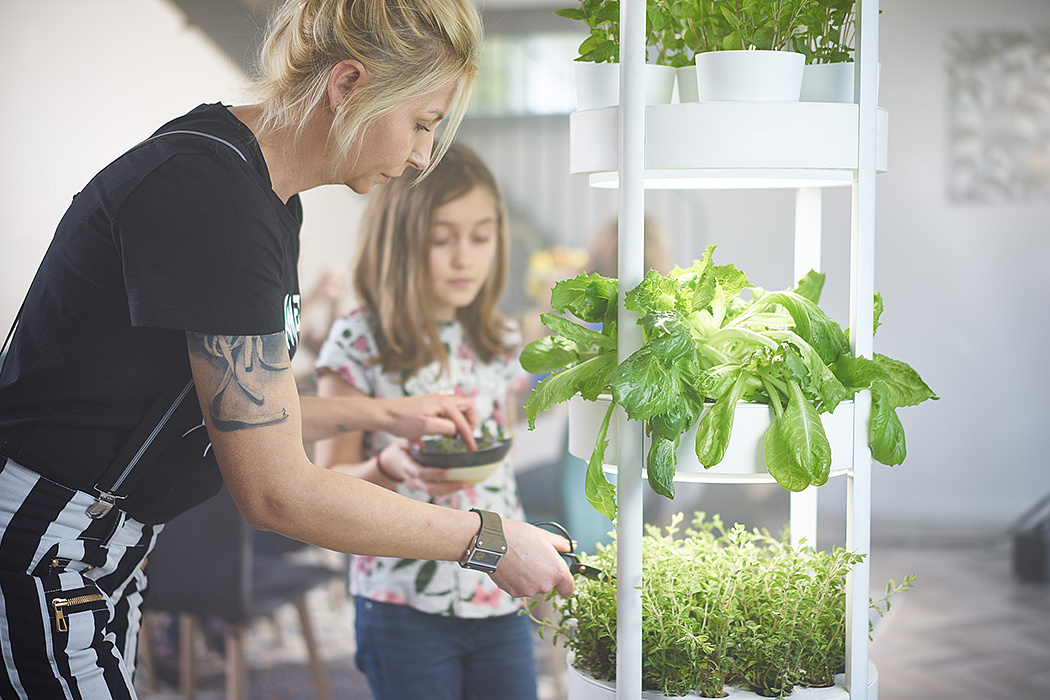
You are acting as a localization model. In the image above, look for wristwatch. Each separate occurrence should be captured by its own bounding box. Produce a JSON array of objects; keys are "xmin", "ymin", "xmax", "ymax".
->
[{"xmin": 459, "ymin": 508, "xmax": 507, "ymax": 573}]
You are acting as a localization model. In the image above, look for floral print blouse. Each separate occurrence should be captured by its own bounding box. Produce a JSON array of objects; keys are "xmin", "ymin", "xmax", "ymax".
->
[{"xmin": 315, "ymin": 309, "xmax": 530, "ymax": 618}]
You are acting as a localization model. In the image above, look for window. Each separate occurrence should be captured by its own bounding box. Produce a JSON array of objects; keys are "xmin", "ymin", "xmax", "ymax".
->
[{"xmin": 468, "ymin": 32, "xmax": 582, "ymax": 117}]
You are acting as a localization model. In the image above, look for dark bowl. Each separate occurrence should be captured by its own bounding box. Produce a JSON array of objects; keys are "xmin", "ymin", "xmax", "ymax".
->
[{"xmin": 408, "ymin": 437, "xmax": 513, "ymax": 469}]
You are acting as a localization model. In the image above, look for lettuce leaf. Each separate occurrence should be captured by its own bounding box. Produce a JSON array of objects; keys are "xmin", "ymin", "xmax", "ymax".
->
[{"xmin": 521, "ymin": 246, "xmax": 935, "ymax": 505}]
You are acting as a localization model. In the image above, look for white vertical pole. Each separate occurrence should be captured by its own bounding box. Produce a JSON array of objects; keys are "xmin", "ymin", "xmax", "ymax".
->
[
  {"xmin": 847, "ymin": 0, "xmax": 878, "ymax": 697},
  {"xmin": 794, "ymin": 188, "xmax": 822, "ymax": 280},
  {"xmin": 616, "ymin": 0, "xmax": 645, "ymax": 699},
  {"xmin": 791, "ymin": 187, "xmax": 822, "ymax": 550}
]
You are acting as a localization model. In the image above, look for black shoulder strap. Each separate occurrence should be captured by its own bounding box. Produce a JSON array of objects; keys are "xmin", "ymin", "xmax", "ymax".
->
[
  {"xmin": 0, "ymin": 296, "xmax": 25, "ymax": 375},
  {"xmin": 87, "ymin": 374, "xmax": 197, "ymax": 518},
  {"xmin": 86, "ymin": 128, "xmax": 247, "ymax": 519}
]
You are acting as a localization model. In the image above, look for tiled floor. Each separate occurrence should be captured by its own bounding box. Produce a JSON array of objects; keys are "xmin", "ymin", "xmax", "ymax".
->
[
  {"xmin": 135, "ymin": 521, "xmax": 1050, "ymax": 700},
  {"xmin": 867, "ymin": 524, "xmax": 1050, "ymax": 700}
]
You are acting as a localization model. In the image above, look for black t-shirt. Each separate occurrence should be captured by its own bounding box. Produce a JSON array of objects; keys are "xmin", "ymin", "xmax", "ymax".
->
[{"xmin": 0, "ymin": 104, "xmax": 303, "ymax": 524}]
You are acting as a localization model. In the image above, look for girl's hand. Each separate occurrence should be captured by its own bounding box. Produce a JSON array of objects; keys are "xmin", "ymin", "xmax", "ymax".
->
[
  {"xmin": 381, "ymin": 394, "xmax": 479, "ymax": 450},
  {"xmin": 377, "ymin": 440, "xmax": 468, "ymax": 496}
]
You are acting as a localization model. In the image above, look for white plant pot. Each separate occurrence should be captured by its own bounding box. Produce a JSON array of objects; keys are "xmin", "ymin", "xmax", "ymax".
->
[
  {"xmin": 694, "ymin": 50, "xmax": 805, "ymax": 102},
  {"xmin": 567, "ymin": 662, "xmax": 878, "ymax": 699},
  {"xmin": 675, "ymin": 65, "xmax": 699, "ymax": 103},
  {"xmin": 574, "ymin": 62, "xmax": 678, "ymax": 111},
  {"xmin": 567, "ymin": 394, "xmax": 853, "ymax": 479},
  {"xmin": 800, "ymin": 61, "xmax": 881, "ymax": 104}
]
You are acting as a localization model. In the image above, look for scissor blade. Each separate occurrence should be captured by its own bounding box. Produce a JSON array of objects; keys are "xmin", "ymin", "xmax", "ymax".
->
[{"xmin": 573, "ymin": 563, "xmax": 613, "ymax": 582}]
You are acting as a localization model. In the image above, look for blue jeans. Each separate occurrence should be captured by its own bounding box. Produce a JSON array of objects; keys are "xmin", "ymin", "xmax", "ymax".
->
[{"xmin": 354, "ymin": 597, "xmax": 538, "ymax": 700}]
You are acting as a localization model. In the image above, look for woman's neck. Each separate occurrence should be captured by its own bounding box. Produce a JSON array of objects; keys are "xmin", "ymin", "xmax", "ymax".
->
[{"xmin": 228, "ymin": 104, "xmax": 330, "ymax": 203}]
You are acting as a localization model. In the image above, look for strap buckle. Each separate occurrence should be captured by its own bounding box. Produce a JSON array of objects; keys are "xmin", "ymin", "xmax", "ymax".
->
[{"xmin": 86, "ymin": 490, "xmax": 124, "ymax": 519}]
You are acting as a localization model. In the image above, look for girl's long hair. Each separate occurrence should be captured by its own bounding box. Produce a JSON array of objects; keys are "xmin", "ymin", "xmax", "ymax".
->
[{"xmin": 353, "ymin": 143, "xmax": 510, "ymax": 376}]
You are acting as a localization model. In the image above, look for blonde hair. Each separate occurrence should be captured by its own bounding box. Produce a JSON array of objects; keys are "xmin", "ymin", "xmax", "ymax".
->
[
  {"xmin": 253, "ymin": 0, "xmax": 482, "ymax": 178},
  {"xmin": 354, "ymin": 143, "xmax": 511, "ymax": 376}
]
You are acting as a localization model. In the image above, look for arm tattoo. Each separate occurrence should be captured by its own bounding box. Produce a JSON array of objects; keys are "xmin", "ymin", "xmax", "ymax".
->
[{"xmin": 188, "ymin": 332, "xmax": 291, "ymax": 432}]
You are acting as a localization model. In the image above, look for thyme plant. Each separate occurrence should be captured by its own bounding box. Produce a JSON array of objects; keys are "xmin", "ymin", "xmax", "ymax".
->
[{"xmin": 529, "ymin": 512, "xmax": 915, "ymax": 698}]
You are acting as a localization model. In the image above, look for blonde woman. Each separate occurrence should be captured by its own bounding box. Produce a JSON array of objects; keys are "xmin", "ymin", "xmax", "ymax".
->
[{"xmin": 0, "ymin": 1, "xmax": 573, "ymax": 697}]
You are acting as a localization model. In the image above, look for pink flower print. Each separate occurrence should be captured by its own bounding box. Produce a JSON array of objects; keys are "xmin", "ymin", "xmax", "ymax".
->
[
  {"xmin": 354, "ymin": 556, "xmax": 379, "ymax": 575},
  {"xmin": 436, "ymin": 493, "xmax": 462, "ymax": 509},
  {"xmin": 469, "ymin": 583, "xmax": 503, "ymax": 608},
  {"xmin": 337, "ymin": 367, "xmax": 359, "ymax": 387},
  {"xmin": 508, "ymin": 375, "xmax": 528, "ymax": 395},
  {"xmin": 491, "ymin": 406, "xmax": 505, "ymax": 426},
  {"xmin": 456, "ymin": 345, "xmax": 476, "ymax": 362},
  {"xmin": 373, "ymin": 590, "xmax": 408, "ymax": 605},
  {"xmin": 352, "ymin": 336, "xmax": 370, "ymax": 354}
]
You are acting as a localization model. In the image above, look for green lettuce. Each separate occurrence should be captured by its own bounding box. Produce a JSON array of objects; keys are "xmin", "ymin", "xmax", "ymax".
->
[{"xmin": 521, "ymin": 245, "xmax": 937, "ymax": 520}]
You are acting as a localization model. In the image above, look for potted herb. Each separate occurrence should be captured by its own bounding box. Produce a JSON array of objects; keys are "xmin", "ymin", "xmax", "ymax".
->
[
  {"xmin": 521, "ymin": 245, "xmax": 937, "ymax": 521},
  {"xmin": 798, "ymin": 0, "xmax": 863, "ymax": 103},
  {"xmin": 685, "ymin": 0, "xmax": 817, "ymax": 102},
  {"xmin": 651, "ymin": 0, "xmax": 731, "ymax": 101},
  {"xmin": 529, "ymin": 512, "xmax": 915, "ymax": 699},
  {"xmin": 555, "ymin": 0, "xmax": 677, "ymax": 110}
]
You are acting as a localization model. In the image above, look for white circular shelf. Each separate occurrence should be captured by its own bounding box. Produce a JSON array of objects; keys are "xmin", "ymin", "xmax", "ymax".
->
[
  {"xmin": 568, "ymin": 395, "xmax": 856, "ymax": 485},
  {"xmin": 567, "ymin": 662, "xmax": 878, "ymax": 699},
  {"xmin": 569, "ymin": 102, "xmax": 888, "ymax": 189}
]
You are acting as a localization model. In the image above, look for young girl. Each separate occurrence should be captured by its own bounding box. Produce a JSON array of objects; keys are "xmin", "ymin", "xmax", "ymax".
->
[{"xmin": 315, "ymin": 143, "xmax": 538, "ymax": 700}]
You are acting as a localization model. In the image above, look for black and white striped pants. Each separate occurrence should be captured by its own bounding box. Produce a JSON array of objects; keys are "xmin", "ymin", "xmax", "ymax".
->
[{"xmin": 0, "ymin": 458, "xmax": 161, "ymax": 699}]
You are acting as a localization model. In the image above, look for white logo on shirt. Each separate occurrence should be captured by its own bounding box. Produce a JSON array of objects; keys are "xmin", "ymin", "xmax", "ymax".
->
[{"xmin": 284, "ymin": 293, "xmax": 301, "ymax": 351}]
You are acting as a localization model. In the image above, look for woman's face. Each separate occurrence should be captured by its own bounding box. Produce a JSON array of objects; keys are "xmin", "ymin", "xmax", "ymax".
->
[
  {"xmin": 426, "ymin": 184, "xmax": 500, "ymax": 322},
  {"xmin": 336, "ymin": 83, "xmax": 457, "ymax": 194}
]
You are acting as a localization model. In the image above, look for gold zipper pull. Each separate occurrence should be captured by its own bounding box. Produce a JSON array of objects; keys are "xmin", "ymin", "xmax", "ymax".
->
[
  {"xmin": 52, "ymin": 598, "xmax": 69, "ymax": 633},
  {"xmin": 50, "ymin": 593, "xmax": 104, "ymax": 633}
]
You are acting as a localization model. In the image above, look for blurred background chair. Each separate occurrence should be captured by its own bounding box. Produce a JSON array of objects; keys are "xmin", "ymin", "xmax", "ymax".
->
[{"xmin": 139, "ymin": 484, "xmax": 344, "ymax": 700}]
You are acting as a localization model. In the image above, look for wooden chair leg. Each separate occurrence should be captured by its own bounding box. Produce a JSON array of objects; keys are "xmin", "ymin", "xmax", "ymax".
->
[
  {"xmin": 225, "ymin": 624, "xmax": 249, "ymax": 700},
  {"xmin": 178, "ymin": 614, "xmax": 197, "ymax": 700},
  {"xmin": 137, "ymin": 612, "xmax": 157, "ymax": 692},
  {"xmin": 294, "ymin": 597, "xmax": 332, "ymax": 700}
]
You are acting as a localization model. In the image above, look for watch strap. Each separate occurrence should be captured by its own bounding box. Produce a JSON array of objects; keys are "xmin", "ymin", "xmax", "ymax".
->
[
  {"xmin": 459, "ymin": 508, "xmax": 507, "ymax": 572},
  {"xmin": 472, "ymin": 508, "xmax": 505, "ymax": 553}
]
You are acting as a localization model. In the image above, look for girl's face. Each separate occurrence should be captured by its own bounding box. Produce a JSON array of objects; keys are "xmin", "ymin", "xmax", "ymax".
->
[{"xmin": 426, "ymin": 184, "xmax": 500, "ymax": 322}]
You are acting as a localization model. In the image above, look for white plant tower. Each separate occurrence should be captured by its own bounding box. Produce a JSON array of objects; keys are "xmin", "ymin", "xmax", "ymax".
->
[{"xmin": 566, "ymin": 0, "xmax": 884, "ymax": 698}]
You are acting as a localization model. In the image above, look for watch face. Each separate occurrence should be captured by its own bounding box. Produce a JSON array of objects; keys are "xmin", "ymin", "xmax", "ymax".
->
[{"xmin": 472, "ymin": 550, "xmax": 502, "ymax": 567}]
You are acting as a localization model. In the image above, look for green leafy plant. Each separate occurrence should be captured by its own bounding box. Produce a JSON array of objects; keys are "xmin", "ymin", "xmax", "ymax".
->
[
  {"xmin": 521, "ymin": 246, "xmax": 937, "ymax": 521},
  {"xmin": 556, "ymin": 0, "xmax": 621, "ymax": 63},
  {"xmin": 556, "ymin": 0, "xmax": 681, "ymax": 65},
  {"xmin": 799, "ymin": 0, "xmax": 856, "ymax": 64},
  {"xmin": 646, "ymin": 0, "xmax": 688, "ymax": 66},
  {"xmin": 645, "ymin": 0, "xmax": 728, "ymax": 68},
  {"xmin": 715, "ymin": 0, "xmax": 818, "ymax": 52},
  {"xmin": 529, "ymin": 512, "xmax": 915, "ymax": 699},
  {"xmin": 421, "ymin": 419, "xmax": 505, "ymax": 453},
  {"xmin": 679, "ymin": 0, "xmax": 733, "ymax": 58}
]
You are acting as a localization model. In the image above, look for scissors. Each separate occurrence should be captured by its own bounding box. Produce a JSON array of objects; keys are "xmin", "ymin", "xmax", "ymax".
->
[{"xmin": 532, "ymin": 521, "xmax": 611, "ymax": 582}]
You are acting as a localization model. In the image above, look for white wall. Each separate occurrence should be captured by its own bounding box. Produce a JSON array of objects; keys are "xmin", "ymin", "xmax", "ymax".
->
[
  {"xmin": 0, "ymin": 0, "xmax": 364, "ymax": 345},
  {"xmin": 691, "ymin": 0, "xmax": 1050, "ymax": 529},
  {"xmin": 846, "ymin": 0, "xmax": 1050, "ymax": 527}
]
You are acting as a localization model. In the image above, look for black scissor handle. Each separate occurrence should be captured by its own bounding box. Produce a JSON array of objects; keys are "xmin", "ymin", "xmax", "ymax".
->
[{"xmin": 532, "ymin": 520, "xmax": 611, "ymax": 582}]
